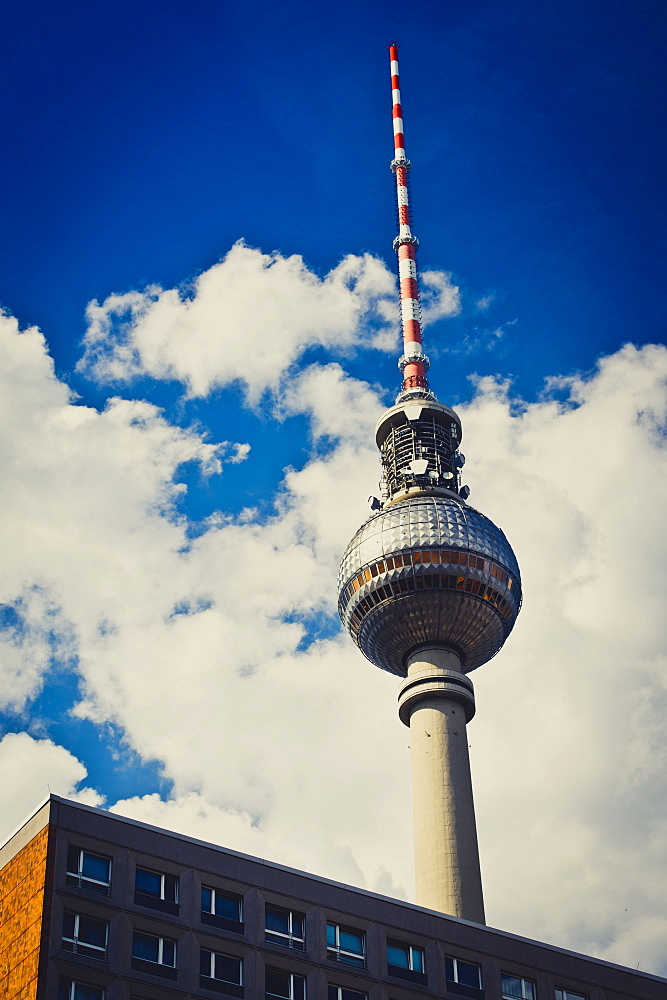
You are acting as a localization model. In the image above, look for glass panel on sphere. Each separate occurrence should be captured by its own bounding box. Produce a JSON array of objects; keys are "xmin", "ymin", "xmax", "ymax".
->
[{"xmin": 135, "ymin": 868, "xmax": 161, "ymax": 897}]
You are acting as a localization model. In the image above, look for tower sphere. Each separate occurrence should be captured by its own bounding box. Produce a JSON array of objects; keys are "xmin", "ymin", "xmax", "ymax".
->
[{"xmin": 338, "ymin": 493, "xmax": 521, "ymax": 676}]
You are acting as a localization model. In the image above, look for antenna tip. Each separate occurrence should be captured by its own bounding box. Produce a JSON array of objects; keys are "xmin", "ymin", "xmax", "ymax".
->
[{"xmin": 387, "ymin": 40, "xmax": 400, "ymax": 49}]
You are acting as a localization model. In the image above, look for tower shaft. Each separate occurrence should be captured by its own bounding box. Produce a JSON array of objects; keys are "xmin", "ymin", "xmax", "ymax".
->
[{"xmin": 398, "ymin": 646, "xmax": 485, "ymax": 922}]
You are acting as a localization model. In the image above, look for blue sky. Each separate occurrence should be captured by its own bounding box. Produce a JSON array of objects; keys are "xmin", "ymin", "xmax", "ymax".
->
[{"xmin": 1, "ymin": 0, "xmax": 666, "ymax": 976}]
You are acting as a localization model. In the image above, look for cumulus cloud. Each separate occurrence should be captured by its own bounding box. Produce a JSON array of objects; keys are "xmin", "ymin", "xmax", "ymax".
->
[
  {"xmin": 77, "ymin": 243, "xmax": 461, "ymax": 403},
  {"xmin": 78, "ymin": 244, "xmax": 397, "ymax": 402},
  {"xmin": 0, "ymin": 733, "xmax": 103, "ymax": 837},
  {"xmin": 0, "ymin": 287, "xmax": 665, "ymax": 977}
]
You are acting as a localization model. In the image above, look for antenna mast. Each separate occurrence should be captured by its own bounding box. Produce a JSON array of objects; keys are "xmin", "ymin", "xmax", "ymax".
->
[{"xmin": 389, "ymin": 42, "xmax": 434, "ymax": 402}]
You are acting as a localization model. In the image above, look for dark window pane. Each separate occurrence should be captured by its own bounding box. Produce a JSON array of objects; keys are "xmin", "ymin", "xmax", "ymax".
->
[
  {"xmin": 132, "ymin": 932, "xmax": 159, "ymax": 963},
  {"xmin": 163, "ymin": 874, "xmax": 178, "ymax": 903},
  {"xmin": 62, "ymin": 913, "xmax": 76, "ymax": 938},
  {"xmin": 458, "ymin": 960, "xmax": 481, "ymax": 988},
  {"xmin": 341, "ymin": 991, "xmax": 366, "ymax": 1000},
  {"xmin": 326, "ymin": 924, "xmax": 336, "ymax": 947},
  {"xmin": 293, "ymin": 976, "xmax": 305, "ymax": 1000},
  {"xmin": 78, "ymin": 916, "xmax": 106, "ymax": 948},
  {"xmin": 215, "ymin": 892, "xmax": 240, "ymax": 920},
  {"xmin": 162, "ymin": 939, "xmax": 175, "ymax": 967},
  {"xmin": 266, "ymin": 908, "xmax": 290, "ymax": 934},
  {"xmin": 72, "ymin": 986, "xmax": 103, "ymax": 1000},
  {"xmin": 387, "ymin": 943, "xmax": 409, "ymax": 968},
  {"xmin": 266, "ymin": 969, "xmax": 290, "ymax": 997},
  {"xmin": 412, "ymin": 948, "xmax": 424, "ymax": 973},
  {"xmin": 81, "ymin": 854, "xmax": 110, "ymax": 883},
  {"xmin": 339, "ymin": 929, "xmax": 363, "ymax": 954},
  {"xmin": 214, "ymin": 954, "xmax": 241, "ymax": 984},
  {"xmin": 201, "ymin": 949, "xmax": 212, "ymax": 976},
  {"xmin": 135, "ymin": 869, "xmax": 161, "ymax": 897},
  {"xmin": 66, "ymin": 846, "xmax": 79, "ymax": 872},
  {"xmin": 502, "ymin": 975, "xmax": 523, "ymax": 999}
]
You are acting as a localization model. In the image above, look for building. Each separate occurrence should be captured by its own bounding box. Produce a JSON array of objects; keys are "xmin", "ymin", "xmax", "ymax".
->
[{"xmin": 1, "ymin": 795, "xmax": 665, "ymax": 1000}]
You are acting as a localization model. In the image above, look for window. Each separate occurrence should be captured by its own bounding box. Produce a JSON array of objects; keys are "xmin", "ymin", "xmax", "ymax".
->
[
  {"xmin": 326, "ymin": 923, "xmax": 365, "ymax": 967},
  {"xmin": 265, "ymin": 968, "xmax": 305, "ymax": 1000},
  {"xmin": 502, "ymin": 975, "xmax": 535, "ymax": 999},
  {"xmin": 200, "ymin": 949, "xmax": 243, "ymax": 997},
  {"xmin": 131, "ymin": 930, "xmax": 177, "ymax": 979},
  {"xmin": 327, "ymin": 988, "xmax": 366, "ymax": 1000},
  {"xmin": 265, "ymin": 906, "xmax": 305, "ymax": 950},
  {"xmin": 61, "ymin": 913, "xmax": 108, "ymax": 961},
  {"xmin": 134, "ymin": 867, "xmax": 179, "ymax": 915},
  {"xmin": 58, "ymin": 980, "xmax": 104, "ymax": 1000},
  {"xmin": 445, "ymin": 957, "xmax": 482, "ymax": 997},
  {"xmin": 555, "ymin": 992, "xmax": 586, "ymax": 1000},
  {"xmin": 66, "ymin": 847, "xmax": 111, "ymax": 894},
  {"xmin": 387, "ymin": 939, "xmax": 426, "ymax": 983},
  {"xmin": 201, "ymin": 885, "xmax": 244, "ymax": 932}
]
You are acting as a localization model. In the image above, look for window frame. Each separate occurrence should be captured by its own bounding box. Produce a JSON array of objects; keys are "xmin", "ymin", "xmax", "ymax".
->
[
  {"xmin": 555, "ymin": 990, "xmax": 587, "ymax": 1000},
  {"xmin": 326, "ymin": 922, "xmax": 366, "ymax": 968},
  {"xmin": 131, "ymin": 929, "xmax": 177, "ymax": 968},
  {"xmin": 444, "ymin": 955, "xmax": 483, "ymax": 997},
  {"xmin": 200, "ymin": 948, "xmax": 244, "ymax": 997},
  {"xmin": 61, "ymin": 912, "xmax": 109, "ymax": 961},
  {"xmin": 265, "ymin": 966, "xmax": 306, "ymax": 1000},
  {"xmin": 387, "ymin": 938, "xmax": 425, "ymax": 972},
  {"xmin": 58, "ymin": 979, "xmax": 105, "ymax": 1000},
  {"xmin": 66, "ymin": 847, "xmax": 112, "ymax": 895},
  {"xmin": 201, "ymin": 885, "xmax": 244, "ymax": 933},
  {"xmin": 327, "ymin": 987, "xmax": 367, "ymax": 1000},
  {"xmin": 502, "ymin": 973, "xmax": 535, "ymax": 999},
  {"xmin": 264, "ymin": 905, "xmax": 306, "ymax": 950},
  {"xmin": 133, "ymin": 866, "xmax": 179, "ymax": 916}
]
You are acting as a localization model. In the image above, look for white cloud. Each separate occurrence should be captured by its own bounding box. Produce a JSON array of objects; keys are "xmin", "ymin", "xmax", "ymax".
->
[
  {"xmin": 0, "ymin": 733, "xmax": 103, "ymax": 837},
  {"xmin": 1, "ymin": 293, "xmax": 666, "ymax": 977},
  {"xmin": 78, "ymin": 244, "xmax": 398, "ymax": 403}
]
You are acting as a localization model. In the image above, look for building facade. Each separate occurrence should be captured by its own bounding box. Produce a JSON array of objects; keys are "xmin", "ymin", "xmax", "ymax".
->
[{"xmin": 1, "ymin": 796, "xmax": 664, "ymax": 1000}]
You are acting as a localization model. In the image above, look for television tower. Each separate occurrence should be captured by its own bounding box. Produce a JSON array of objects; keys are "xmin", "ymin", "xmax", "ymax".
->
[{"xmin": 337, "ymin": 44, "xmax": 522, "ymax": 923}]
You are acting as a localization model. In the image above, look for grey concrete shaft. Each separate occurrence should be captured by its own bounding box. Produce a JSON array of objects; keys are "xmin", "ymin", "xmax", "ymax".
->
[{"xmin": 398, "ymin": 645, "xmax": 485, "ymax": 923}]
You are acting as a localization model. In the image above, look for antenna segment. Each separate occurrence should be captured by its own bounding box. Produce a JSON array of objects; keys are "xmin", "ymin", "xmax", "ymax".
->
[{"xmin": 389, "ymin": 43, "xmax": 434, "ymax": 403}]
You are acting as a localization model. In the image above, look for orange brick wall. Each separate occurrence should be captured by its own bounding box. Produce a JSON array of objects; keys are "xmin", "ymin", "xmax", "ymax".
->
[{"xmin": 0, "ymin": 825, "xmax": 53, "ymax": 1000}]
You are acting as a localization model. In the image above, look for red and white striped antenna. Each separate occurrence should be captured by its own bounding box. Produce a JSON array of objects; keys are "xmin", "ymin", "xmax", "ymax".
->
[{"xmin": 388, "ymin": 42, "xmax": 435, "ymax": 402}]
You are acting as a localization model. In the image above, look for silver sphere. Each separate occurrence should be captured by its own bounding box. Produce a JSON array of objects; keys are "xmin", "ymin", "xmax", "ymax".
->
[{"xmin": 338, "ymin": 494, "xmax": 521, "ymax": 675}]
